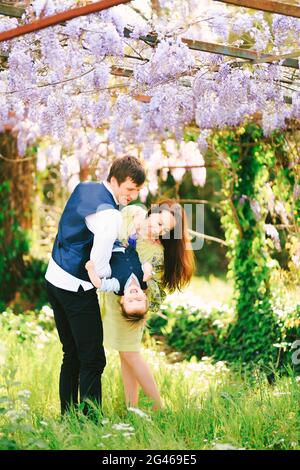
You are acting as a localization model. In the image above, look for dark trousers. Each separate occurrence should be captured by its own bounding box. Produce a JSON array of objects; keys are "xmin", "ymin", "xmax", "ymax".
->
[{"xmin": 45, "ymin": 280, "xmax": 106, "ymax": 416}]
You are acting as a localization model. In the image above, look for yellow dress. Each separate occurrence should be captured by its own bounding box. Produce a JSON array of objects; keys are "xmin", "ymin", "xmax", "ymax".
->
[{"xmin": 99, "ymin": 205, "xmax": 166, "ymax": 352}]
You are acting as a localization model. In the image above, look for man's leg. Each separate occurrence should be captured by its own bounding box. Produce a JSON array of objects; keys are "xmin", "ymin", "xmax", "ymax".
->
[
  {"xmin": 62, "ymin": 286, "xmax": 106, "ymax": 417},
  {"xmin": 45, "ymin": 281, "xmax": 80, "ymax": 415}
]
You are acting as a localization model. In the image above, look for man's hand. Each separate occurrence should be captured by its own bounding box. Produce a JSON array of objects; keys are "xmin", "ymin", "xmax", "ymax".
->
[
  {"xmin": 85, "ymin": 260, "xmax": 101, "ymax": 288},
  {"xmin": 143, "ymin": 262, "xmax": 153, "ymax": 282},
  {"xmin": 85, "ymin": 260, "xmax": 95, "ymax": 271}
]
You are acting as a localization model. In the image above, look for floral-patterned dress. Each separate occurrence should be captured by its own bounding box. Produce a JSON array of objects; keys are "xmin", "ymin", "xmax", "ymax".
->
[{"xmin": 99, "ymin": 205, "xmax": 166, "ymax": 352}]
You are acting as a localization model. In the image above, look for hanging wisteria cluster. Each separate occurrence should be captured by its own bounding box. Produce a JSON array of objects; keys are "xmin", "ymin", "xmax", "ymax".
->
[{"xmin": 0, "ymin": 0, "xmax": 299, "ymax": 191}]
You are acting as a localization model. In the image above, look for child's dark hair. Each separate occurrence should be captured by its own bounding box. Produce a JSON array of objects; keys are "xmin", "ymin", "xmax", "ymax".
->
[
  {"xmin": 107, "ymin": 156, "xmax": 146, "ymax": 186},
  {"xmin": 120, "ymin": 298, "xmax": 149, "ymax": 324}
]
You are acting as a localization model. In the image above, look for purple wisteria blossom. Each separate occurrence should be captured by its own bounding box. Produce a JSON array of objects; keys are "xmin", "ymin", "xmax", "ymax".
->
[
  {"xmin": 8, "ymin": 47, "xmax": 36, "ymax": 92},
  {"xmin": 272, "ymin": 15, "xmax": 300, "ymax": 48},
  {"xmin": 264, "ymin": 224, "xmax": 281, "ymax": 251},
  {"xmin": 134, "ymin": 39, "xmax": 195, "ymax": 86},
  {"xmin": 85, "ymin": 23, "xmax": 124, "ymax": 58},
  {"xmin": 250, "ymin": 199, "xmax": 262, "ymax": 221},
  {"xmin": 0, "ymin": 1, "xmax": 298, "ymax": 165},
  {"xmin": 232, "ymin": 13, "xmax": 254, "ymax": 35},
  {"xmin": 149, "ymin": 85, "xmax": 194, "ymax": 138},
  {"xmin": 197, "ymin": 130, "xmax": 211, "ymax": 153},
  {"xmin": 32, "ymin": 0, "xmax": 55, "ymax": 18}
]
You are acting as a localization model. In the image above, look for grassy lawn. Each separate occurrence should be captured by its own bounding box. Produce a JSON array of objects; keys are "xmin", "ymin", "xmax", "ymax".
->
[
  {"xmin": 0, "ymin": 325, "xmax": 299, "ymax": 450},
  {"xmin": 0, "ymin": 276, "xmax": 299, "ymax": 450}
]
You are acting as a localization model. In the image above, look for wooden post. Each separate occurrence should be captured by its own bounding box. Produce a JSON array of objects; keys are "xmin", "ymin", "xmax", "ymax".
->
[
  {"xmin": 0, "ymin": 130, "xmax": 35, "ymax": 304},
  {"xmin": 0, "ymin": 130, "xmax": 35, "ymax": 231}
]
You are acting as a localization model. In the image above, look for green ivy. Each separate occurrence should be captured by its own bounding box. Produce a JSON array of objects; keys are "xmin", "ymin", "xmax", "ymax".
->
[
  {"xmin": 212, "ymin": 125, "xmax": 281, "ymax": 367},
  {"xmin": 147, "ymin": 300, "xmax": 300, "ymax": 372},
  {"xmin": 0, "ymin": 181, "xmax": 29, "ymax": 308}
]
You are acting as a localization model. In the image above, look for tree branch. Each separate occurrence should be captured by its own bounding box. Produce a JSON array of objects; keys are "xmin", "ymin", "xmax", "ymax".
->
[{"xmin": 188, "ymin": 228, "xmax": 227, "ymax": 246}]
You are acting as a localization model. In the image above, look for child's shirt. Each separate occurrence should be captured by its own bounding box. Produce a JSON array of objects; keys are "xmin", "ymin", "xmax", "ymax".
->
[{"xmin": 98, "ymin": 243, "xmax": 148, "ymax": 295}]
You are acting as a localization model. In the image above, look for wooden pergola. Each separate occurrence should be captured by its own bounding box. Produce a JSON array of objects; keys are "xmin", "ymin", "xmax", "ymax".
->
[
  {"xmin": 0, "ymin": 0, "xmax": 298, "ymax": 123},
  {"xmin": 0, "ymin": 0, "xmax": 297, "ymax": 107},
  {"xmin": 0, "ymin": 0, "xmax": 299, "ymax": 71},
  {"xmin": 0, "ymin": 1, "xmax": 298, "ymax": 250}
]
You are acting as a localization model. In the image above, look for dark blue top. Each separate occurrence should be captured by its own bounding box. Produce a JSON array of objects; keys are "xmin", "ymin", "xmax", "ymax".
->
[
  {"xmin": 110, "ymin": 245, "xmax": 147, "ymax": 295},
  {"xmin": 52, "ymin": 182, "xmax": 118, "ymax": 282}
]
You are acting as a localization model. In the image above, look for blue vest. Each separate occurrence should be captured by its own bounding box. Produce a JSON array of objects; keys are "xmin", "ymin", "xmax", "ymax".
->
[
  {"xmin": 110, "ymin": 245, "xmax": 147, "ymax": 295},
  {"xmin": 52, "ymin": 182, "xmax": 118, "ymax": 282}
]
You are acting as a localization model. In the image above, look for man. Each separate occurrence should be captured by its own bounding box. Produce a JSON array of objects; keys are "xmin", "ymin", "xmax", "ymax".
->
[{"xmin": 45, "ymin": 156, "xmax": 146, "ymax": 418}]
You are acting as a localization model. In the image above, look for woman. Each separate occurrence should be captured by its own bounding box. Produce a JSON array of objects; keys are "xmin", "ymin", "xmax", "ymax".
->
[{"xmin": 99, "ymin": 199, "xmax": 195, "ymax": 410}]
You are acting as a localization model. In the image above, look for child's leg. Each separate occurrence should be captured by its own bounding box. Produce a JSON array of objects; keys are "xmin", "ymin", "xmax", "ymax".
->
[
  {"xmin": 119, "ymin": 352, "xmax": 139, "ymax": 407},
  {"xmin": 119, "ymin": 351, "xmax": 163, "ymax": 410}
]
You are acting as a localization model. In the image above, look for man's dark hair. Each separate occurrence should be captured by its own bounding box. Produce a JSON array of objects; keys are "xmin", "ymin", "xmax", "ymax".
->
[{"xmin": 107, "ymin": 156, "xmax": 146, "ymax": 186}]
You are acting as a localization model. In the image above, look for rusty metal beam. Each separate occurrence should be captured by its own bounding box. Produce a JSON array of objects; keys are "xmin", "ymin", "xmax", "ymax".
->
[
  {"xmin": 111, "ymin": 66, "xmax": 133, "ymax": 77},
  {"xmin": 0, "ymin": 0, "xmax": 131, "ymax": 42},
  {"xmin": 214, "ymin": 0, "xmax": 300, "ymax": 18},
  {"xmin": 253, "ymin": 50, "xmax": 300, "ymax": 64},
  {"xmin": 124, "ymin": 27, "xmax": 299, "ymax": 69},
  {"xmin": 110, "ymin": 66, "xmax": 295, "ymax": 106},
  {"xmin": 183, "ymin": 38, "xmax": 299, "ymax": 68},
  {"xmin": 0, "ymin": 3, "xmax": 298, "ymax": 69}
]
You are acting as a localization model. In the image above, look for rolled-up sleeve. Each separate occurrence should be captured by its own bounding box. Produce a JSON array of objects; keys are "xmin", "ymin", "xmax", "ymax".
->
[
  {"xmin": 98, "ymin": 277, "xmax": 120, "ymax": 293},
  {"xmin": 85, "ymin": 209, "xmax": 122, "ymax": 278}
]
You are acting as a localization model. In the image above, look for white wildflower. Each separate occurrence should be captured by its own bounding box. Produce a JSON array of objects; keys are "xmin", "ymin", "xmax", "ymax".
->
[
  {"xmin": 18, "ymin": 389, "xmax": 31, "ymax": 399},
  {"xmin": 112, "ymin": 423, "xmax": 135, "ymax": 432},
  {"xmin": 40, "ymin": 305, "xmax": 54, "ymax": 318},
  {"xmin": 212, "ymin": 443, "xmax": 245, "ymax": 450},
  {"xmin": 127, "ymin": 407, "xmax": 151, "ymax": 421},
  {"xmin": 123, "ymin": 432, "xmax": 135, "ymax": 438}
]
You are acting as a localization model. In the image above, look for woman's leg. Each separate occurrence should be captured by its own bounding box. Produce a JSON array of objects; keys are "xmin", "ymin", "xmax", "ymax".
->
[
  {"xmin": 119, "ymin": 351, "xmax": 163, "ymax": 410},
  {"xmin": 119, "ymin": 352, "xmax": 139, "ymax": 407}
]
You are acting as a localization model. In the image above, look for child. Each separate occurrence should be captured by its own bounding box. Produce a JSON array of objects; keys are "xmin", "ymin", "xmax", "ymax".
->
[
  {"xmin": 85, "ymin": 238, "xmax": 164, "ymax": 411},
  {"xmin": 85, "ymin": 241, "xmax": 153, "ymax": 322}
]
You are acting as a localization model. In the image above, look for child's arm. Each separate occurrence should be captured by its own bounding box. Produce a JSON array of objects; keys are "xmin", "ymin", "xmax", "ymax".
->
[
  {"xmin": 85, "ymin": 260, "xmax": 102, "ymax": 288},
  {"xmin": 85, "ymin": 260, "xmax": 120, "ymax": 293}
]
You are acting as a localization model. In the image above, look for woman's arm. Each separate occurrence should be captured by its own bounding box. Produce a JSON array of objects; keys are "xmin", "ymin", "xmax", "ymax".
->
[{"xmin": 119, "ymin": 205, "xmax": 147, "ymax": 244}]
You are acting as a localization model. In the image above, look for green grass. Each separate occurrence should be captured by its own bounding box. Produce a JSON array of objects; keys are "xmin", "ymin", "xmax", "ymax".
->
[{"xmin": 0, "ymin": 329, "xmax": 300, "ymax": 450}]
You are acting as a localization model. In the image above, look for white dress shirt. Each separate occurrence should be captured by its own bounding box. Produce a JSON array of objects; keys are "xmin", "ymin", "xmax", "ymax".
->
[{"xmin": 45, "ymin": 181, "xmax": 122, "ymax": 292}]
